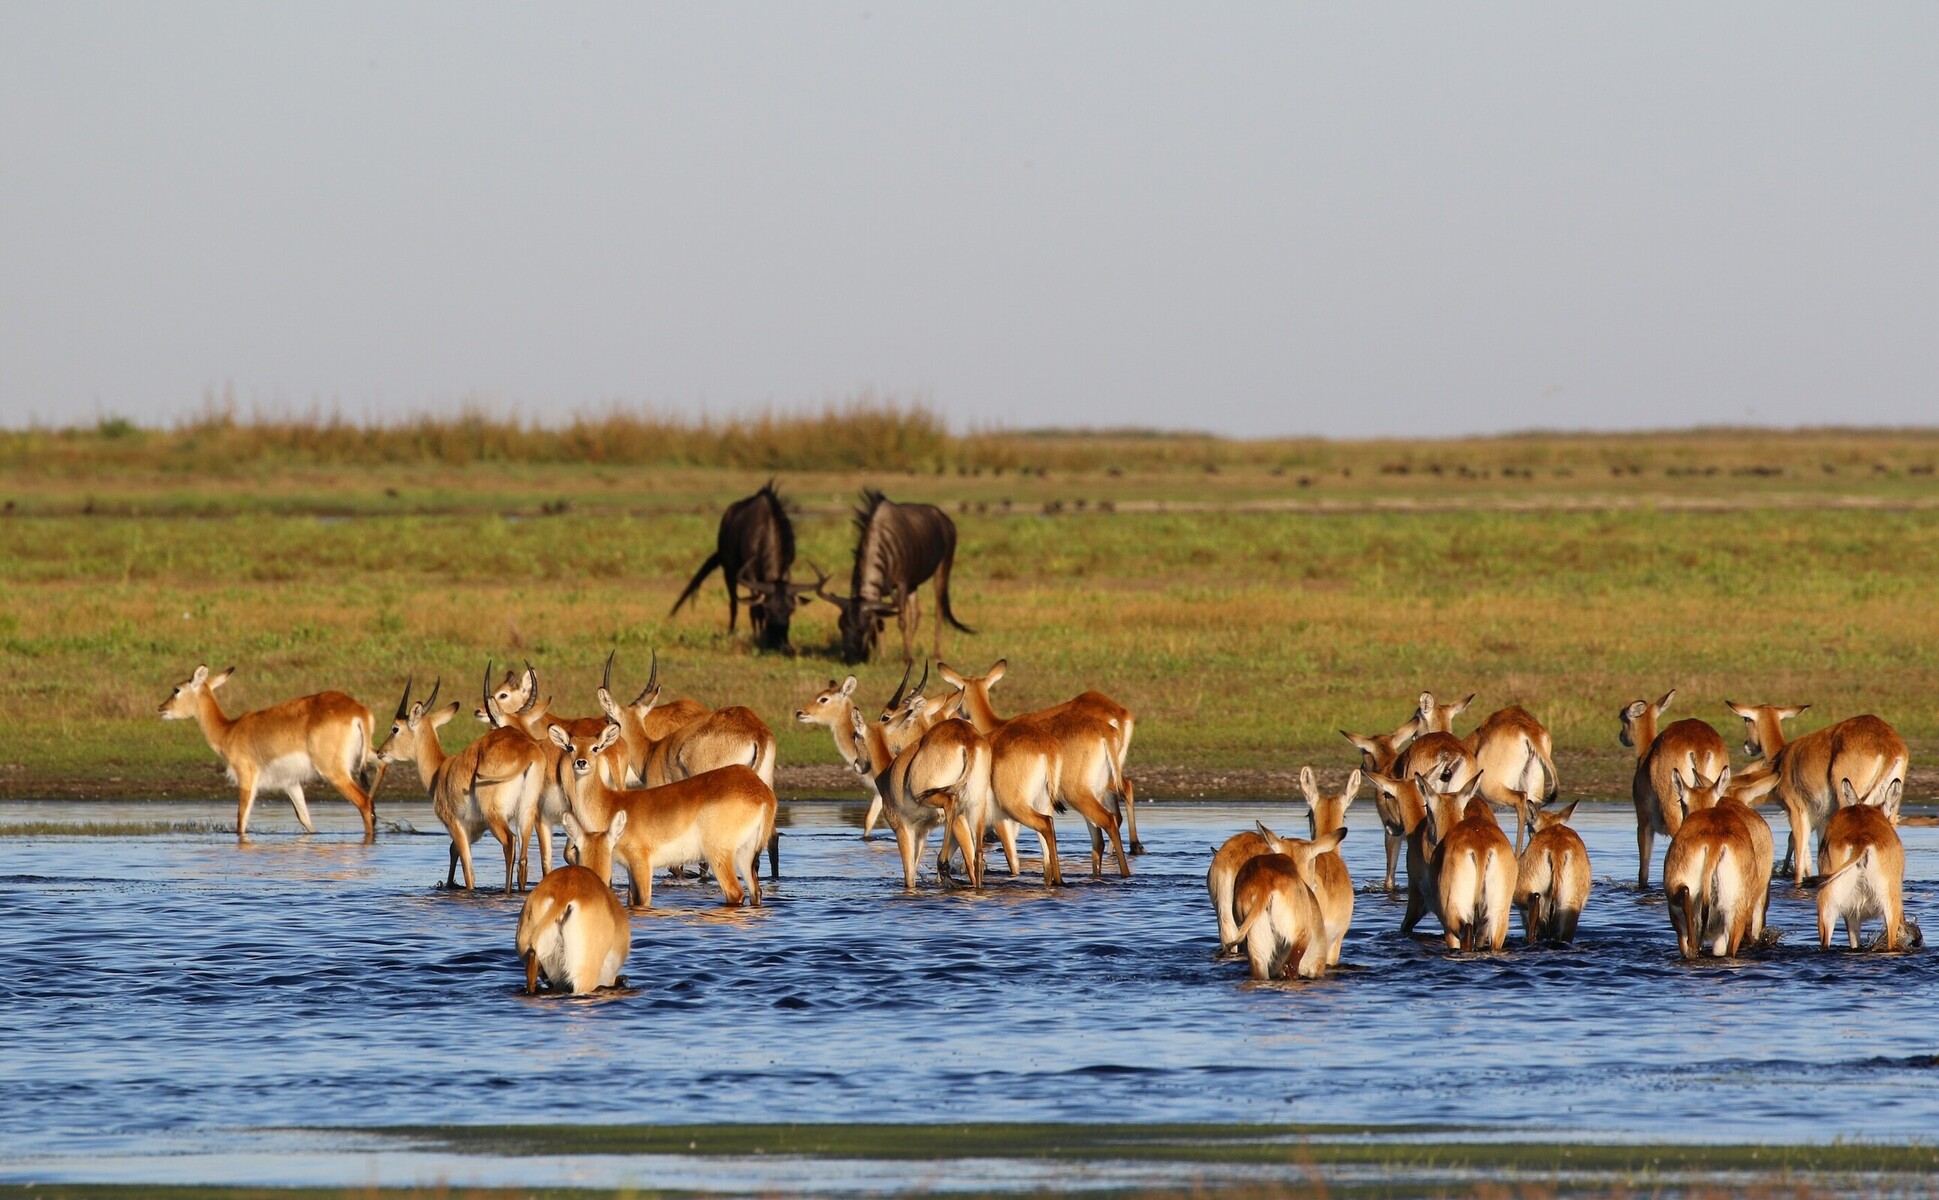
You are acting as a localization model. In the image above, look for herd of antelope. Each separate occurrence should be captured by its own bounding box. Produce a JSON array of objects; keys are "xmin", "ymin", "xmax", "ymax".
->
[
  {"xmin": 1211, "ymin": 689, "xmax": 1922, "ymax": 982},
  {"xmin": 156, "ymin": 651, "xmax": 1137, "ymax": 996}
]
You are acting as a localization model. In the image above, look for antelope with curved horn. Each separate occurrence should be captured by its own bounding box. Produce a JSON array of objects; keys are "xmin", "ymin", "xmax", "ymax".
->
[
  {"xmin": 1815, "ymin": 777, "xmax": 1918, "ymax": 951},
  {"xmin": 816, "ymin": 488, "xmax": 973, "ymax": 664},
  {"xmin": 597, "ymin": 652, "xmax": 781, "ymax": 877},
  {"xmin": 548, "ymin": 723, "xmax": 776, "ymax": 909},
  {"xmin": 1618, "ymin": 689, "xmax": 1728, "ymax": 891},
  {"xmin": 375, "ymin": 675, "xmax": 547, "ymax": 894},
  {"xmin": 478, "ymin": 658, "xmax": 629, "ymax": 881},
  {"xmin": 1726, "ymin": 702, "xmax": 1909, "ymax": 884},
  {"xmin": 1342, "ymin": 713, "xmax": 1424, "ymax": 891},
  {"xmin": 938, "ymin": 660, "xmax": 1139, "ymax": 863},
  {"xmin": 846, "ymin": 682, "xmax": 1007, "ymax": 891},
  {"xmin": 1515, "ymin": 800, "xmax": 1590, "ymax": 944},
  {"xmin": 516, "ymin": 821, "xmax": 631, "ymax": 994},
  {"xmin": 158, "ymin": 665, "xmax": 382, "ymax": 839}
]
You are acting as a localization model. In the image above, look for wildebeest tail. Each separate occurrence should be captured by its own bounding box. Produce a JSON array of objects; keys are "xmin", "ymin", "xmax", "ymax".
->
[{"xmin": 669, "ymin": 552, "xmax": 724, "ymax": 616}]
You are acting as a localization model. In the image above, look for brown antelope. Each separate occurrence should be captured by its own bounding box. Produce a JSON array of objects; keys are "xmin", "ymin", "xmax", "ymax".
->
[
  {"xmin": 1258, "ymin": 774, "xmax": 1355, "ymax": 965},
  {"xmin": 1206, "ymin": 830, "xmax": 1273, "ymax": 955},
  {"xmin": 847, "ymin": 699, "xmax": 1004, "ymax": 891},
  {"xmin": 939, "ymin": 660, "xmax": 1140, "ymax": 861},
  {"xmin": 1456, "ymin": 703, "xmax": 1558, "ymax": 853},
  {"xmin": 1618, "ymin": 690, "xmax": 1728, "ymax": 890},
  {"xmin": 598, "ymin": 653, "xmax": 780, "ymax": 876},
  {"xmin": 1342, "ymin": 714, "xmax": 1424, "ymax": 890},
  {"xmin": 1230, "ymin": 853, "xmax": 1330, "ymax": 980},
  {"xmin": 796, "ymin": 675, "xmax": 889, "ymax": 839},
  {"xmin": 1661, "ymin": 765, "xmax": 1772, "ymax": 959},
  {"xmin": 549, "ymin": 723, "xmax": 775, "ymax": 908},
  {"xmin": 1431, "ymin": 791, "xmax": 1517, "ymax": 952},
  {"xmin": 1515, "ymin": 801, "xmax": 1590, "ymax": 944},
  {"xmin": 1816, "ymin": 778, "xmax": 1917, "ymax": 951},
  {"xmin": 1369, "ymin": 770, "xmax": 1474, "ymax": 938},
  {"xmin": 375, "ymin": 677, "xmax": 547, "ymax": 894},
  {"xmin": 478, "ymin": 660, "xmax": 621, "ymax": 884},
  {"xmin": 1726, "ymin": 702, "xmax": 1910, "ymax": 884},
  {"xmin": 158, "ymin": 665, "xmax": 381, "ymax": 839},
  {"xmin": 1414, "ymin": 691, "xmax": 1474, "ymax": 735},
  {"xmin": 515, "ymin": 839, "xmax": 630, "ymax": 994}
]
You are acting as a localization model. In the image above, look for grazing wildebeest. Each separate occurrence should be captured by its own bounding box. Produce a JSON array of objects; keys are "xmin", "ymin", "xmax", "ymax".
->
[
  {"xmin": 669, "ymin": 481, "xmax": 818, "ymax": 650},
  {"xmin": 816, "ymin": 488, "xmax": 972, "ymax": 664}
]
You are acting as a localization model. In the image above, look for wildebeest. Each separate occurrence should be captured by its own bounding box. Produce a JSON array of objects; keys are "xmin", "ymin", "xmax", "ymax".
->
[
  {"xmin": 669, "ymin": 481, "xmax": 820, "ymax": 650},
  {"xmin": 816, "ymin": 488, "xmax": 972, "ymax": 664}
]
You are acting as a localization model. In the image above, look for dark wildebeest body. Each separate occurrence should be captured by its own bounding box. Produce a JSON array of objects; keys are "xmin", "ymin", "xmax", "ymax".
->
[
  {"xmin": 670, "ymin": 482, "xmax": 818, "ymax": 650},
  {"xmin": 817, "ymin": 489, "xmax": 972, "ymax": 664}
]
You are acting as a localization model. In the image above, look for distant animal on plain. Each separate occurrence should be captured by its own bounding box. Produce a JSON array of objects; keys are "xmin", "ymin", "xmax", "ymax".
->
[
  {"xmin": 159, "ymin": 664, "xmax": 381, "ymax": 839},
  {"xmin": 816, "ymin": 488, "xmax": 972, "ymax": 664},
  {"xmin": 670, "ymin": 481, "xmax": 821, "ymax": 650}
]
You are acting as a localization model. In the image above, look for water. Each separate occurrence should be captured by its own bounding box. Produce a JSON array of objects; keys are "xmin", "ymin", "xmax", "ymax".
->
[{"xmin": 2, "ymin": 796, "xmax": 1937, "ymax": 1186}]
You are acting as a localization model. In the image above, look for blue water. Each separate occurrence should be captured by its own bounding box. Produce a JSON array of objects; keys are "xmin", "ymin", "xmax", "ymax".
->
[{"xmin": 2, "ymin": 796, "xmax": 1936, "ymax": 1182}]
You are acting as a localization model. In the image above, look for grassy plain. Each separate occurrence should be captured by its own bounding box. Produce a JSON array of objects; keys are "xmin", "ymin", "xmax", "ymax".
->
[{"xmin": 4, "ymin": 418, "xmax": 1939, "ymax": 803}]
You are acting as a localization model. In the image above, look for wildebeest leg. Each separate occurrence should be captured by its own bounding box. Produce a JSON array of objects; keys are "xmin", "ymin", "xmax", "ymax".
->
[
  {"xmin": 899, "ymin": 596, "xmax": 916, "ymax": 664},
  {"xmin": 725, "ymin": 572, "xmax": 739, "ymax": 633}
]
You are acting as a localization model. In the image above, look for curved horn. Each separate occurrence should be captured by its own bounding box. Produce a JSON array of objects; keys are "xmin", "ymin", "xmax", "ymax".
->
[
  {"xmin": 602, "ymin": 649, "xmax": 615, "ymax": 694},
  {"xmin": 516, "ymin": 665, "xmax": 540, "ymax": 715},
  {"xmin": 886, "ymin": 662, "xmax": 913, "ymax": 710},
  {"xmin": 481, "ymin": 660, "xmax": 495, "ymax": 719},
  {"xmin": 810, "ymin": 562, "xmax": 842, "ymax": 604},
  {"xmin": 630, "ymin": 650, "xmax": 660, "ymax": 708},
  {"xmin": 914, "ymin": 661, "xmax": 929, "ymax": 699},
  {"xmin": 421, "ymin": 676, "xmax": 441, "ymax": 712},
  {"xmin": 393, "ymin": 675, "xmax": 414, "ymax": 722}
]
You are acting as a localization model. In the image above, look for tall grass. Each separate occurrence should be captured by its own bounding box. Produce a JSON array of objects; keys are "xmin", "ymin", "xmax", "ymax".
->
[{"xmin": 5, "ymin": 397, "xmax": 1939, "ymax": 478}]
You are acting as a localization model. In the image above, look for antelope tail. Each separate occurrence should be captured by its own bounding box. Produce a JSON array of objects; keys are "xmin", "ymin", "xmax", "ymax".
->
[
  {"xmin": 669, "ymin": 552, "xmax": 724, "ymax": 616},
  {"xmin": 1814, "ymin": 846, "xmax": 1873, "ymax": 890}
]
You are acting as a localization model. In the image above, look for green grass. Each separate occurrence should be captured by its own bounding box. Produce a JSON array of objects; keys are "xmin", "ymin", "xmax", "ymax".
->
[{"xmin": 5, "ymin": 433, "xmax": 1939, "ymax": 802}]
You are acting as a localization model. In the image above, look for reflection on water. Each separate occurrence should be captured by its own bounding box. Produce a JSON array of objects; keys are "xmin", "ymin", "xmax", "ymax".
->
[{"xmin": 1, "ymin": 797, "xmax": 1937, "ymax": 1178}]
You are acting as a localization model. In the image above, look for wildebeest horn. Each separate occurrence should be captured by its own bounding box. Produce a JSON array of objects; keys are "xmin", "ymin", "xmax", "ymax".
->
[
  {"xmin": 886, "ymin": 662, "xmax": 913, "ymax": 709},
  {"xmin": 394, "ymin": 675, "xmax": 414, "ymax": 721},
  {"xmin": 602, "ymin": 649, "xmax": 615, "ymax": 693},
  {"xmin": 810, "ymin": 562, "xmax": 842, "ymax": 604},
  {"xmin": 421, "ymin": 676, "xmax": 440, "ymax": 712}
]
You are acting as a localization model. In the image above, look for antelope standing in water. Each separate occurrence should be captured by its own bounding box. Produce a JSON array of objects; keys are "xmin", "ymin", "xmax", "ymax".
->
[
  {"xmin": 1416, "ymin": 692, "xmax": 1557, "ymax": 853},
  {"xmin": 376, "ymin": 677, "xmax": 547, "ymax": 894},
  {"xmin": 548, "ymin": 723, "xmax": 775, "ymax": 909},
  {"xmin": 1726, "ymin": 702, "xmax": 1909, "ymax": 884},
  {"xmin": 1256, "ymin": 767, "xmax": 1357, "ymax": 964},
  {"xmin": 1207, "ymin": 829, "xmax": 1273, "ymax": 955},
  {"xmin": 1430, "ymin": 790, "xmax": 1517, "ymax": 952},
  {"xmin": 1515, "ymin": 801, "xmax": 1590, "ymax": 945},
  {"xmin": 158, "ymin": 665, "xmax": 382, "ymax": 839},
  {"xmin": 515, "ymin": 830, "xmax": 631, "ymax": 995},
  {"xmin": 816, "ymin": 489, "xmax": 973, "ymax": 664},
  {"xmin": 1816, "ymin": 777, "xmax": 1918, "ymax": 951},
  {"xmin": 847, "ymin": 688, "xmax": 1006, "ymax": 892},
  {"xmin": 1342, "ymin": 713, "xmax": 1424, "ymax": 891},
  {"xmin": 1619, "ymin": 690, "xmax": 1728, "ymax": 890},
  {"xmin": 1230, "ymin": 851, "xmax": 1331, "ymax": 981},
  {"xmin": 1662, "ymin": 765, "xmax": 1773, "ymax": 959}
]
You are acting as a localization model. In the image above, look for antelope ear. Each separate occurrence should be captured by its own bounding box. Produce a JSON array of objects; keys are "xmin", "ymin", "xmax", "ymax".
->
[
  {"xmin": 1782, "ymin": 704, "xmax": 1810, "ymax": 720},
  {"xmin": 1313, "ymin": 828, "xmax": 1346, "ymax": 855},
  {"xmin": 986, "ymin": 660, "xmax": 1007, "ymax": 685},
  {"xmin": 1554, "ymin": 799, "xmax": 1580, "ymax": 824},
  {"xmin": 1654, "ymin": 689, "xmax": 1676, "ymax": 717},
  {"xmin": 936, "ymin": 664, "xmax": 964, "ymax": 688},
  {"xmin": 839, "ymin": 676, "xmax": 858, "ymax": 696},
  {"xmin": 1253, "ymin": 821, "xmax": 1282, "ymax": 848},
  {"xmin": 1885, "ymin": 779, "xmax": 1904, "ymax": 814},
  {"xmin": 1417, "ymin": 691, "xmax": 1436, "ymax": 719},
  {"xmin": 208, "ymin": 666, "xmax": 235, "ymax": 690},
  {"xmin": 1623, "ymin": 700, "xmax": 1647, "ymax": 721},
  {"xmin": 562, "ymin": 812, "xmax": 584, "ymax": 844},
  {"xmin": 1716, "ymin": 764, "xmax": 1731, "ymax": 792},
  {"xmin": 1342, "ymin": 769, "xmax": 1364, "ymax": 806},
  {"xmin": 190, "ymin": 665, "xmax": 210, "ymax": 687},
  {"xmin": 607, "ymin": 810, "xmax": 628, "ymax": 841},
  {"xmin": 430, "ymin": 701, "xmax": 460, "ymax": 727},
  {"xmin": 548, "ymin": 724, "xmax": 573, "ymax": 749},
  {"xmin": 594, "ymin": 723, "xmax": 621, "ymax": 753},
  {"xmin": 596, "ymin": 688, "xmax": 623, "ymax": 721},
  {"xmin": 1725, "ymin": 700, "xmax": 1754, "ymax": 719},
  {"xmin": 1453, "ymin": 693, "xmax": 1474, "ymax": 715},
  {"xmin": 1839, "ymin": 777, "xmax": 1860, "ymax": 807},
  {"xmin": 1342, "ymin": 731, "xmax": 1376, "ymax": 755},
  {"xmin": 1298, "ymin": 766, "xmax": 1320, "ymax": 804},
  {"xmin": 1672, "ymin": 772, "xmax": 1689, "ymax": 804},
  {"xmin": 1365, "ymin": 771, "xmax": 1399, "ymax": 798}
]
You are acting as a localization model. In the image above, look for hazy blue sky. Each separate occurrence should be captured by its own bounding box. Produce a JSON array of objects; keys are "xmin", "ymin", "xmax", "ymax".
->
[{"xmin": 2, "ymin": 3, "xmax": 1935, "ymax": 436}]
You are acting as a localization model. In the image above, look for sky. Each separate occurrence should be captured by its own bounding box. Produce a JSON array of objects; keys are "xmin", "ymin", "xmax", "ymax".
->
[{"xmin": 2, "ymin": 3, "xmax": 1935, "ymax": 438}]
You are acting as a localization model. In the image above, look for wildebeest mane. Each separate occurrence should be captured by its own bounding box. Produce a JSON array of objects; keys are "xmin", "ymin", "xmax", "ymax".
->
[{"xmin": 850, "ymin": 487, "xmax": 894, "ymax": 601}]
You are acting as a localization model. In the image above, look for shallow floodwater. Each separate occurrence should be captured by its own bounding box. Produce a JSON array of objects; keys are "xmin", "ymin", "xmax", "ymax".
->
[{"xmin": 2, "ymin": 796, "xmax": 1937, "ymax": 1183}]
